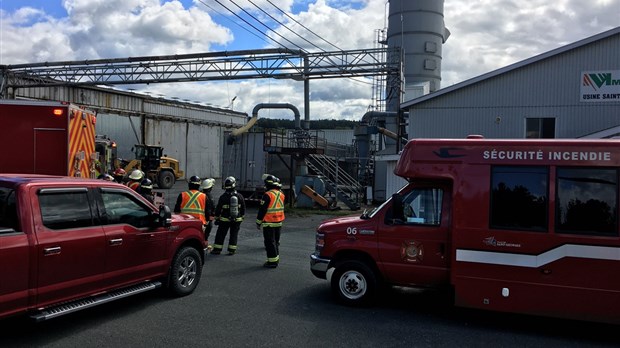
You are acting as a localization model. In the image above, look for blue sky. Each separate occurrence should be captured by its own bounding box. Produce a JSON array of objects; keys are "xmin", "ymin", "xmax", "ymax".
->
[{"xmin": 1, "ymin": 0, "xmax": 618, "ymax": 119}]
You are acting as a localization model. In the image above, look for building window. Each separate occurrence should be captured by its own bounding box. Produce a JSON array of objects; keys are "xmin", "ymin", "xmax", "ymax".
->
[
  {"xmin": 556, "ymin": 167, "xmax": 617, "ymax": 236},
  {"xmin": 526, "ymin": 118, "xmax": 555, "ymax": 138},
  {"xmin": 490, "ymin": 166, "xmax": 548, "ymax": 231}
]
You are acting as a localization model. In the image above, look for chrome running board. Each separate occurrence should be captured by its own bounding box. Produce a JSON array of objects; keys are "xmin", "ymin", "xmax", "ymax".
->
[{"xmin": 30, "ymin": 281, "xmax": 162, "ymax": 322}]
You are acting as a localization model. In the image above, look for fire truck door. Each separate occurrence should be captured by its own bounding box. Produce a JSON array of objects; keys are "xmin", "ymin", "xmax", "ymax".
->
[{"xmin": 378, "ymin": 184, "xmax": 451, "ymax": 287}]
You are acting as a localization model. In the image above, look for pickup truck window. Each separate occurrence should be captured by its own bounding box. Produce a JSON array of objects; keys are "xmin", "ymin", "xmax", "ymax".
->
[
  {"xmin": 0, "ymin": 187, "xmax": 19, "ymax": 232},
  {"xmin": 101, "ymin": 190, "xmax": 151, "ymax": 228},
  {"xmin": 39, "ymin": 189, "xmax": 95, "ymax": 230}
]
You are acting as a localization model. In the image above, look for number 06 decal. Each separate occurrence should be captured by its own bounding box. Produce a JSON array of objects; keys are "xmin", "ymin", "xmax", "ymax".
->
[{"xmin": 346, "ymin": 227, "xmax": 357, "ymax": 235}]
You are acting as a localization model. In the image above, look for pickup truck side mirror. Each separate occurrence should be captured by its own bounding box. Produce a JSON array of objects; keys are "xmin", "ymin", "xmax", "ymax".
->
[{"xmin": 158, "ymin": 205, "xmax": 172, "ymax": 228}]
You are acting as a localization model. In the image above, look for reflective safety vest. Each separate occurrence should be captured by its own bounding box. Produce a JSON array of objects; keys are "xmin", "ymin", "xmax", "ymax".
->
[
  {"xmin": 263, "ymin": 189, "xmax": 285, "ymax": 227},
  {"xmin": 128, "ymin": 181, "xmax": 140, "ymax": 191},
  {"xmin": 180, "ymin": 190, "xmax": 207, "ymax": 224}
]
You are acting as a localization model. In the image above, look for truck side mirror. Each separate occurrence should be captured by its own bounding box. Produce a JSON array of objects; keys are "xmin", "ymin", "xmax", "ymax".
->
[{"xmin": 158, "ymin": 205, "xmax": 172, "ymax": 228}]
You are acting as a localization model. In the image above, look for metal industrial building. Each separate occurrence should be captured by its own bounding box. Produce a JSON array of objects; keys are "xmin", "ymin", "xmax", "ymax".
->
[{"xmin": 402, "ymin": 27, "xmax": 620, "ymax": 139}]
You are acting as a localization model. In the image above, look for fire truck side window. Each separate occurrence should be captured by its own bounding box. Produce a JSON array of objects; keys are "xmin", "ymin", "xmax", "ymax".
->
[
  {"xmin": 490, "ymin": 166, "xmax": 548, "ymax": 232},
  {"xmin": 556, "ymin": 167, "xmax": 618, "ymax": 236},
  {"xmin": 388, "ymin": 188, "xmax": 443, "ymax": 225}
]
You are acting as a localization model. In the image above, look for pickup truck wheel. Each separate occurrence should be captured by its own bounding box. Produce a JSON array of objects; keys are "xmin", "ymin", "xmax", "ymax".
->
[
  {"xmin": 331, "ymin": 260, "xmax": 376, "ymax": 306},
  {"xmin": 158, "ymin": 171, "xmax": 175, "ymax": 189},
  {"xmin": 168, "ymin": 247, "xmax": 202, "ymax": 297}
]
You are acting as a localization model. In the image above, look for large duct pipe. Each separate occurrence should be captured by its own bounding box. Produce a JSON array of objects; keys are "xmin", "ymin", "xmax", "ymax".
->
[
  {"xmin": 355, "ymin": 111, "xmax": 409, "ymax": 173},
  {"xmin": 229, "ymin": 102, "xmax": 304, "ymax": 141},
  {"xmin": 386, "ymin": 0, "xmax": 450, "ymax": 112}
]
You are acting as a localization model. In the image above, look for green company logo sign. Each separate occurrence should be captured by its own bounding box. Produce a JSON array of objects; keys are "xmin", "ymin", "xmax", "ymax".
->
[{"xmin": 581, "ymin": 70, "xmax": 620, "ymax": 102}]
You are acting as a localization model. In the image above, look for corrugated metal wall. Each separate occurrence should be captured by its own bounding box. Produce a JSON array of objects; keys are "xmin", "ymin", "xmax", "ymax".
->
[
  {"xmin": 408, "ymin": 31, "xmax": 620, "ymax": 139},
  {"xmin": 320, "ymin": 129, "xmax": 355, "ymax": 145},
  {"xmin": 96, "ymin": 113, "xmax": 142, "ymax": 159},
  {"xmin": 373, "ymin": 154, "xmax": 407, "ymax": 202}
]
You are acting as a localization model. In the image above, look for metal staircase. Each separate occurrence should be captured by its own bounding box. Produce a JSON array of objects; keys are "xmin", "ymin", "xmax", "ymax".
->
[
  {"xmin": 263, "ymin": 129, "xmax": 365, "ymax": 210},
  {"xmin": 305, "ymin": 153, "xmax": 363, "ymax": 210}
]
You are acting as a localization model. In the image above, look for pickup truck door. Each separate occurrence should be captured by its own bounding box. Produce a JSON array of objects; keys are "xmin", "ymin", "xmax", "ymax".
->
[
  {"xmin": 98, "ymin": 189, "xmax": 169, "ymax": 286},
  {"xmin": 0, "ymin": 187, "xmax": 29, "ymax": 317},
  {"xmin": 35, "ymin": 188, "xmax": 106, "ymax": 306},
  {"xmin": 377, "ymin": 184, "xmax": 451, "ymax": 287}
]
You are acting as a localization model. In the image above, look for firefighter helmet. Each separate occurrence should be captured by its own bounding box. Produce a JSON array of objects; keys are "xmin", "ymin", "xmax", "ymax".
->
[
  {"xmin": 114, "ymin": 168, "xmax": 126, "ymax": 176},
  {"xmin": 263, "ymin": 174, "xmax": 278, "ymax": 188},
  {"xmin": 129, "ymin": 170, "xmax": 143, "ymax": 180},
  {"xmin": 189, "ymin": 175, "xmax": 201, "ymax": 185},
  {"xmin": 140, "ymin": 178, "xmax": 153, "ymax": 190},
  {"xmin": 189, "ymin": 175, "xmax": 201, "ymax": 190},
  {"xmin": 224, "ymin": 176, "xmax": 236, "ymax": 189},
  {"xmin": 200, "ymin": 178, "xmax": 215, "ymax": 191}
]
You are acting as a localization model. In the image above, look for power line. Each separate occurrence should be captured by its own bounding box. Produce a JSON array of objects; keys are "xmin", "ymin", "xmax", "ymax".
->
[
  {"xmin": 225, "ymin": 0, "xmax": 307, "ymax": 52},
  {"xmin": 265, "ymin": 0, "xmax": 343, "ymax": 52},
  {"xmin": 246, "ymin": 0, "xmax": 324, "ymax": 52},
  {"xmin": 196, "ymin": 0, "xmax": 270, "ymax": 46},
  {"xmin": 205, "ymin": 0, "xmax": 297, "ymax": 51}
]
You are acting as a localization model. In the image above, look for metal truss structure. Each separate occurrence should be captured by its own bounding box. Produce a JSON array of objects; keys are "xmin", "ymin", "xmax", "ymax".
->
[{"xmin": 1, "ymin": 47, "xmax": 401, "ymax": 89}]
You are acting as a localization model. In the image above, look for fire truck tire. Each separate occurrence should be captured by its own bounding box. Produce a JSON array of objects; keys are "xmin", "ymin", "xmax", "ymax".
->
[
  {"xmin": 331, "ymin": 260, "xmax": 377, "ymax": 306},
  {"xmin": 158, "ymin": 171, "xmax": 175, "ymax": 189},
  {"xmin": 167, "ymin": 247, "xmax": 202, "ymax": 297}
]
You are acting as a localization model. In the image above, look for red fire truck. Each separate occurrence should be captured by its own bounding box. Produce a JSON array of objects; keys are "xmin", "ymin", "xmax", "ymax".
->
[
  {"xmin": 0, "ymin": 100, "xmax": 98, "ymax": 178},
  {"xmin": 311, "ymin": 136, "xmax": 620, "ymax": 324}
]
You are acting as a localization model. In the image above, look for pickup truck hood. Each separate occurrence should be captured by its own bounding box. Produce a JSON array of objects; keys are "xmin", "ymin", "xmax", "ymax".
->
[{"xmin": 171, "ymin": 214, "xmax": 203, "ymax": 226}]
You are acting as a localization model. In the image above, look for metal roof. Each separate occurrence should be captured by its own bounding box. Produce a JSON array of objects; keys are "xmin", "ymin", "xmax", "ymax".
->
[{"xmin": 401, "ymin": 26, "xmax": 620, "ymax": 108}]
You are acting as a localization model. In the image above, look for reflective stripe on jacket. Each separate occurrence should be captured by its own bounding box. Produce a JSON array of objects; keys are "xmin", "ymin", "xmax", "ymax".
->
[
  {"xmin": 263, "ymin": 189, "xmax": 285, "ymax": 227},
  {"xmin": 180, "ymin": 190, "xmax": 207, "ymax": 224},
  {"xmin": 128, "ymin": 181, "xmax": 140, "ymax": 191}
]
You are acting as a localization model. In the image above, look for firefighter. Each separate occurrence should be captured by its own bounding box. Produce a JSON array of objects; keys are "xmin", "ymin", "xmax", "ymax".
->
[
  {"xmin": 211, "ymin": 176, "xmax": 245, "ymax": 255},
  {"xmin": 139, "ymin": 178, "xmax": 155, "ymax": 204},
  {"xmin": 127, "ymin": 170, "xmax": 143, "ymax": 191},
  {"xmin": 256, "ymin": 174, "xmax": 285, "ymax": 268},
  {"xmin": 174, "ymin": 175, "xmax": 207, "ymax": 228},
  {"xmin": 200, "ymin": 178, "xmax": 216, "ymax": 244},
  {"xmin": 113, "ymin": 168, "xmax": 126, "ymax": 183}
]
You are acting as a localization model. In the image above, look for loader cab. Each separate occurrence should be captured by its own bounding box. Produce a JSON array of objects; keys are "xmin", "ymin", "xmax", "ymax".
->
[{"xmin": 133, "ymin": 144, "xmax": 162, "ymax": 173}]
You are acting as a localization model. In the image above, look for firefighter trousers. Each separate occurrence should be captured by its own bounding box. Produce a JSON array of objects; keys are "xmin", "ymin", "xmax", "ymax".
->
[
  {"xmin": 204, "ymin": 220, "xmax": 213, "ymax": 241},
  {"xmin": 263, "ymin": 226, "xmax": 281, "ymax": 263},
  {"xmin": 213, "ymin": 221, "xmax": 240, "ymax": 253}
]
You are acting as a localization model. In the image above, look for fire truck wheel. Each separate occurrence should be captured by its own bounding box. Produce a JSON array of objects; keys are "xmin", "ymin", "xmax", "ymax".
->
[
  {"xmin": 167, "ymin": 247, "xmax": 202, "ymax": 297},
  {"xmin": 331, "ymin": 260, "xmax": 377, "ymax": 306},
  {"xmin": 158, "ymin": 171, "xmax": 175, "ymax": 189}
]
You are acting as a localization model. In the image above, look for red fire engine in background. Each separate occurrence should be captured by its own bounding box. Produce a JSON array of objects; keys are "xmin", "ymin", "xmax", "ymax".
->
[{"xmin": 0, "ymin": 100, "xmax": 98, "ymax": 178}]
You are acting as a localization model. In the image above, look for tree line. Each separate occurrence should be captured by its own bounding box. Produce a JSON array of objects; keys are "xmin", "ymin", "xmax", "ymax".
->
[{"xmin": 256, "ymin": 118, "xmax": 357, "ymax": 130}]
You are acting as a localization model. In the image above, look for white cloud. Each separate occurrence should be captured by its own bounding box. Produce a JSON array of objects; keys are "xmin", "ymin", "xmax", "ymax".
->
[{"xmin": 1, "ymin": 0, "xmax": 619, "ymax": 119}]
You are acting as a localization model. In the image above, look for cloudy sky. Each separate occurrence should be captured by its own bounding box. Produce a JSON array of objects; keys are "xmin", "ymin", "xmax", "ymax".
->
[{"xmin": 1, "ymin": 0, "xmax": 618, "ymax": 120}]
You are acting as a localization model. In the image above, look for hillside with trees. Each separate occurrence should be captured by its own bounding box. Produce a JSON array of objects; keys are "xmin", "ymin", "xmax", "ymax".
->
[{"xmin": 256, "ymin": 118, "xmax": 357, "ymax": 130}]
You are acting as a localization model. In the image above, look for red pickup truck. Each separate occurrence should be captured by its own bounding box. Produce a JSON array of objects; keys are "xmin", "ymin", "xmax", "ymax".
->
[{"xmin": 0, "ymin": 174, "xmax": 206, "ymax": 321}]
